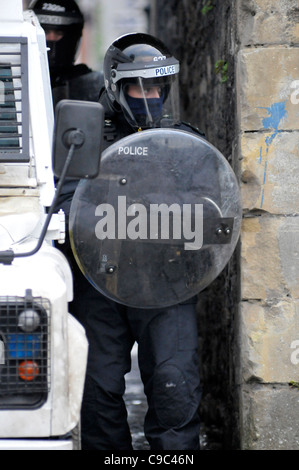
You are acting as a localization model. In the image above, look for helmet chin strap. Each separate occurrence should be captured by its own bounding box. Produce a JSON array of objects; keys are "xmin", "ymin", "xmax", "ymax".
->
[
  {"xmin": 119, "ymin": 86, "xmax": 136, "ymax": 123},
  {"xmin": 138, "ymin": 77, "xmax": 154, "ymax": 125}
]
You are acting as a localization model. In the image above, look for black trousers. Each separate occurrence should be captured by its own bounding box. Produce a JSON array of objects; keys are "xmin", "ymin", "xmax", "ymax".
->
[{"xmin": 70, "ymin": 273, "xmax": 201, "ymax": 450}]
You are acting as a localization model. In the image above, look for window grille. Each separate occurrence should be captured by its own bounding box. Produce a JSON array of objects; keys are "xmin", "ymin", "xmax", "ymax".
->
[{"xmin": 0, "ymin": 37, "xmax": 29, "ymax": 162}]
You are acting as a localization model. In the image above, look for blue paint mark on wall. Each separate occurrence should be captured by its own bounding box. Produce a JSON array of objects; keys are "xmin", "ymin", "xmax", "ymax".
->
[
  {"xmin": 262, "ymin": 101, "xmax": 287, "ymax": 130},
  {"xmin": 259, "ymin": 101, "xmax": 287, "ymax": 208}
]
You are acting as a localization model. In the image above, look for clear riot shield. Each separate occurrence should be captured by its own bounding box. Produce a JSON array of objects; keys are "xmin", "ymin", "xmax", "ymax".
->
[{"xmin": 69, "ymin": 129, "xmax": 241, "ymax": 308}]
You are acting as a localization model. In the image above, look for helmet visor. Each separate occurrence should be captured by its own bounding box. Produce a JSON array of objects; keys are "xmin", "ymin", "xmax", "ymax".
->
[
  {"xmin": 117, "ymin": 69, "xmax": 180, "ymax": 128},
  {"xmin": 111, "ymin": 53, "xmax": 180, "ymax": 128}
]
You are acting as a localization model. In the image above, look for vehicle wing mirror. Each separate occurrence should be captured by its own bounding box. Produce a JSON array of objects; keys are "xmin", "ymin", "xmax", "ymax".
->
[
  {"xmin": 0, "ymin": 99, "xmax": 104, "ymax": 265},
  {"xmin": 52, "ymin": 99, "xmax": 104, "ymax": 179}
]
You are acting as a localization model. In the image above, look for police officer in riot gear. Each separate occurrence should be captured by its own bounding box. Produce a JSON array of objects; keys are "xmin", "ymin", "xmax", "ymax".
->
[
  {"xmin": 66, "ymin": 33, "xmax": 202, "ymax": 450},
  {"xmin": 30, "ymin": 0, "xmax": 103, "ymax": 107}
]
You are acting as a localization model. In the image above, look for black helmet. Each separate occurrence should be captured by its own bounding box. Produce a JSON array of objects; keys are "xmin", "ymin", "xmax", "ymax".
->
[
  {"xmin": 30, "ymin": 0, "xmax": 84, "ymax": 68},
  {"xmin": 103, "ymin": 33, "xmax": 180, "ymax": 129}
]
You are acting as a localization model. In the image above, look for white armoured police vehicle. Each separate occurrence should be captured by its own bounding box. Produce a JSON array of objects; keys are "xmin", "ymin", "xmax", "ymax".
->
[{"xmin": 0, "ymin": 0, "xmax": 103, "ymax": 450}]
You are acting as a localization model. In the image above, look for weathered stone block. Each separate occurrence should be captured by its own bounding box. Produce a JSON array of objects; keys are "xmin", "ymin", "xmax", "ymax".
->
[
  {"xmin": 237, "ymin": 0, "xmax": 299, "ymax": 46},
  {"xmin": 240, "ymin": 131, "xmax": 299, "ymax": 213},
  {"xmin": 237, "ymin": 47, "xmax": 299, "ymax": 131},
  {"xmin": 241, "ymin": 216, "xmax": 299, "ymax": 300},
  {"xmin": 239, "ymin": 300, "xmax": 299, "ymax": 383},
  {"xmin": 240, "ymin": 384, "xmax": 299, "ymax": 450}
]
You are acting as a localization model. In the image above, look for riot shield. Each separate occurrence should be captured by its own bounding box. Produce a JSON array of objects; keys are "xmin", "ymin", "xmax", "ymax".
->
[{"xmin": 69, "ymin": 129, "xmax": 241, "ymax": 308}]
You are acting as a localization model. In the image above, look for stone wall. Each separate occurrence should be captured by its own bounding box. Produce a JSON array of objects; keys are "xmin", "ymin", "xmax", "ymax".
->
[
  {"xmin": 237, "ymin": 0, "xmax": 299, "ymax": 450},
  {"xmin": 151, "ymin": 0, "xmax": 299, "ymax": 450}
]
